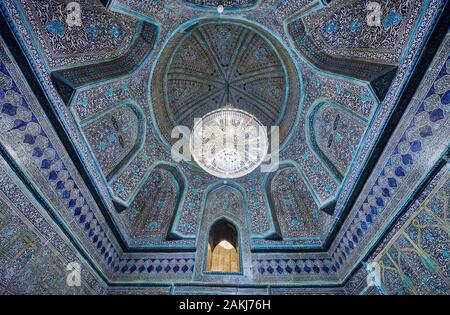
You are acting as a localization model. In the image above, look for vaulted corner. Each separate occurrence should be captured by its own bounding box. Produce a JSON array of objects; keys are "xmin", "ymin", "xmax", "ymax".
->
[
  {"xmin": 285, "ymin": 0, "xmax": 433, "ymax": 101},
  {"xmin": 51, "ymin": 21, "xmax": 158, "ymax": 105},
  {"xmin": 0, "ymin": 0, "xmax": 448, "ymax": 296}
]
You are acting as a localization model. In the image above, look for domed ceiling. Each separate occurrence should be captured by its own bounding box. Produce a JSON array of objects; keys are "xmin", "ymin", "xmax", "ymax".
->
[
  {"xmin": 166, "ymin": 23, "xmax": 286, "ymax": 129},
  {"xmin": 0, "ymin": 0, "xmax": 448, "ymax": 295},
  {"xmin": 152, "ymin": 19, "xmax": 300, "ymax": 145}
]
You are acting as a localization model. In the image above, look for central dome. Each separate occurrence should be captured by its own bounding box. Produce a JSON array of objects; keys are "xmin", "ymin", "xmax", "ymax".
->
[
  {"xmin": 166, "ymin": 22, "xmax": 286, "ymax": 129},
  {"xmin": 151, "ymin": 19, "xmax": 301, "ymax": 147}
]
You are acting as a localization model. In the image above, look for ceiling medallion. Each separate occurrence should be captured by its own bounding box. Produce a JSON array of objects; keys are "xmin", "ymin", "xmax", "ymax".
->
[{"xmin": 190, "ymin": 107, "xmax": 268, "ymax": 179}]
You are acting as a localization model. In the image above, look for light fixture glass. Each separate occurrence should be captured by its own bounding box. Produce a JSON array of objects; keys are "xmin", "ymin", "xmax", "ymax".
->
[{"xmin": 190, "ymin": 107, "xmax": 268, "ymax": 179}]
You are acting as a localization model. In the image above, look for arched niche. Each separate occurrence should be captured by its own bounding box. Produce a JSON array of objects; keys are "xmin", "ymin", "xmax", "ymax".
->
[
  {"xmin": 121, "ymin": 164, "xmax": 185, "ymax": 240},
  {"xmin": 194, "ymin": 183, "xmax": 251, "ymax": 280},
  {"xmin": 266, "ymin": 164, "xmax": 324, "ymax": 239},
  {"xmin": 307, "ymin": 101, "xmax": 367, "ymax": 180},
  {"xmin": 81, "ymin": 103, "xmax": 145, "ymax": 181},
  {"xmin": 205, "ymin": 219, "xmax": 240, "ymax": 273}
]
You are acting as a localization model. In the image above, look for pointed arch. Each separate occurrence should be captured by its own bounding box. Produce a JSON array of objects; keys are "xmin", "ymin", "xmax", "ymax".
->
[
  {"xmin": 120, "ymin": 163, "xmax": 186, "ymax": 240},
  {"xmin": 194, "ymin": 182, "xmax": 251, "ymax": 279}
]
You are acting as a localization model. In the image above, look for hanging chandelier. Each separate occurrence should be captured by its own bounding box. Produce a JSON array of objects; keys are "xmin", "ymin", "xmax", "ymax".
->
[{"xmin": 190, "ymin": 107, "xmax": 268, "ymax": 179}]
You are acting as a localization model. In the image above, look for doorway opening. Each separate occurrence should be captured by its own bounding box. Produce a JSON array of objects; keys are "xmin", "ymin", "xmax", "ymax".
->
[{"xmin": 205, "ymin": 219, "xmax": 240, "ymax": 273}]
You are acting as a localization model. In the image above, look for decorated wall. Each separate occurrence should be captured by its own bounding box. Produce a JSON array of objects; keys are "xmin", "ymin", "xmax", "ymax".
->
[{"xmin": 0, "ymin": 0, "xmax": 448, "ymax": 294}]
